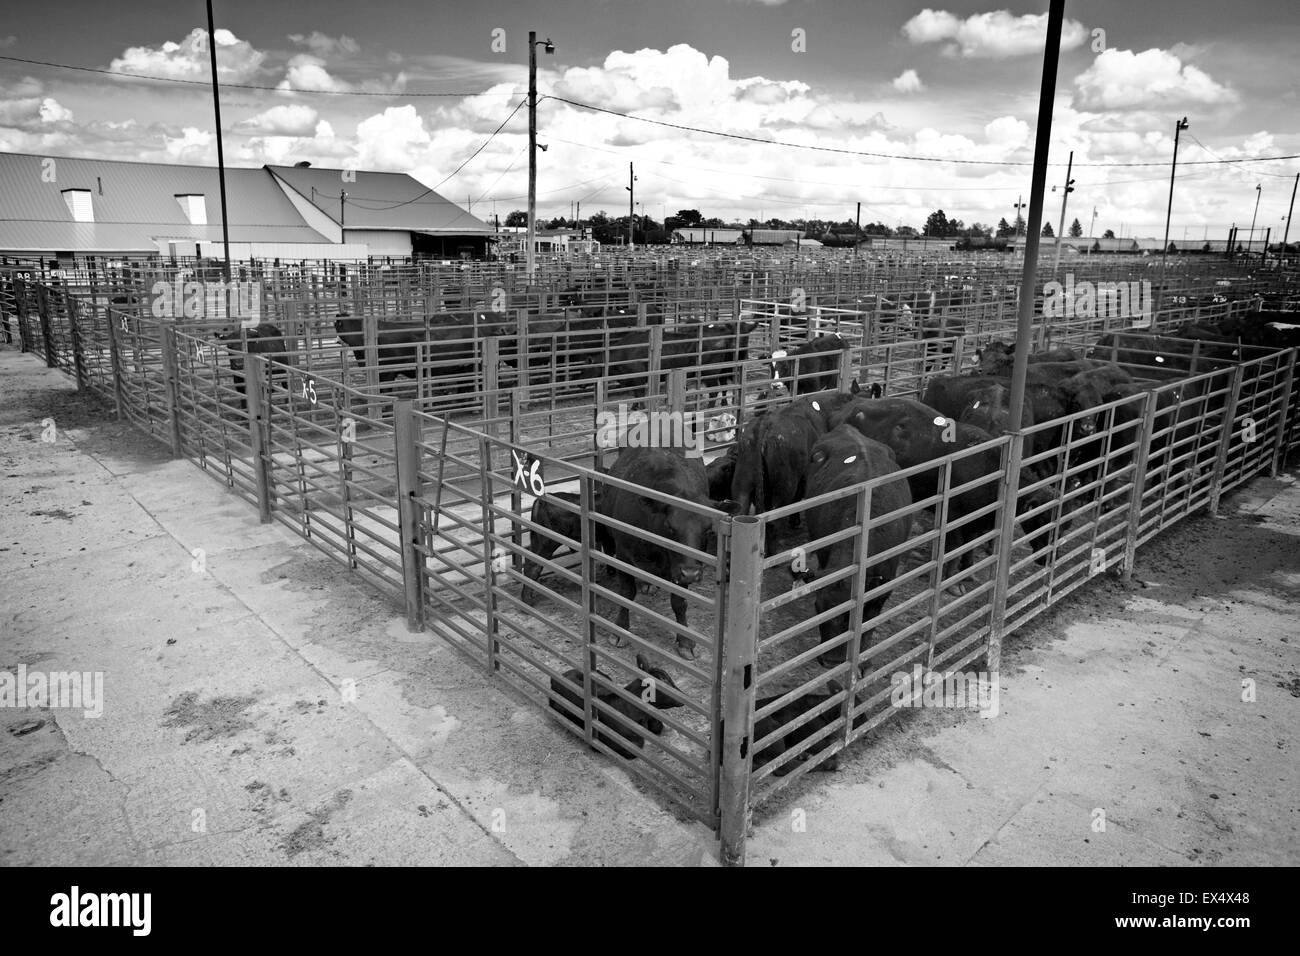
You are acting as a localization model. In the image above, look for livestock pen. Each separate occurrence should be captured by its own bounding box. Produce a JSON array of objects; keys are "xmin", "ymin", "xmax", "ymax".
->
[{"xmin": 4, "ymin": 258, "xmax": 1298, "ymax": 865}]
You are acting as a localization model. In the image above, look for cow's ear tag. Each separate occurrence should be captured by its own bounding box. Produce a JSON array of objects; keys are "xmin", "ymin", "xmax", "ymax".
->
[
  {"xmin": 812, "ymin": 401, "xmax": 821, "ymax": 412},
  {"xmin": 972, "ymin": 401, "xmax": 980, "ymax": 409},
  {"xmin": 843, "ymin": 455, "xmax": 857, "ymax": 464},
  {"xmin": 1155, "ymin": 356, "xmax": 1164, "ymax": 363},
  {"xmin": 933, "ymin": 416, "xmax": 947, "ymax": 426}
]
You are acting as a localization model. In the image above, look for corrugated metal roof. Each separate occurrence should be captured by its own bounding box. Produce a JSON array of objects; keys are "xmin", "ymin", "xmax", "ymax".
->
[
  {"xmin": 0, "ymin": 152, "xmax": 329, "ymax": 252},
  {"xmin": 267, "ymin": 165, "xmax": 493, "ymax": 234},
  {"xmin": 747, "ymin": 229, "xmax": 805, "ymax": 244}
]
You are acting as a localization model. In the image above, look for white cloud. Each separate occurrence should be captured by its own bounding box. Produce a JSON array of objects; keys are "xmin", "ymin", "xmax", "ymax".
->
[
  {"xmin": 1073, "ymin": 48, "xmax": 1237, "ymax": 111},
  {"xmin": 110, "ymin": 27, "xmax": 265, "ymax": 82},
  {"xmin": 235, "ymin": 119, "xmax": 348, "ymax": 166},
  {"xmin": 236, "ymin": 104, "xmax": 319, "ymax": 136},
  {"xmin": 903, "ymin": 9, "xmax": 1088, "ymax": 58},
  {"xmin": 892, "ymin": 69, "xmax": 924, "ymax": 93},
  {"xmin": 278, "ymin": 54, "xmax": 350, "ymax": 92},
  {"xmin": 38, "ymin": 98, "xmax": 73, "ymax": 123},
  {"xmin": 163, "ymin": 126, "xmax": 213, "ymax": 163},
  {"xmin": 288, "ymin": 32, "xmax": 359, "ymax": 57},
  {"xmin": 353, "ymin": 105, "xmax": 433, "ymax": 170}
]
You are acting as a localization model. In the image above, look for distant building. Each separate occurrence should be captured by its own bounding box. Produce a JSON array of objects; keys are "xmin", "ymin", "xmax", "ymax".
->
[
  {"xmin": 746, "ymin": 228, "xmax": 806, "ymax": 246},
  {"xmin": 0, "ymin": 151, "xmax": 494, "ymax": 261},
  {"xmin": 494, "ymin": 227, "xmax": 598, "ymax": 258},
  {"xmin": 671, "ymin": 227, "xmax": 744, "ymax": 245},
  {"xmin": 863, "ymin": 236, "xmax": 957, "ymax": 252}
]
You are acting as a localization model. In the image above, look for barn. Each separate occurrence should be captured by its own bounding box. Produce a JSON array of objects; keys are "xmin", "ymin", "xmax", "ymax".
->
[{"xmin": 0, "ymin": 151, "xmax": 495, "ymax": 263}]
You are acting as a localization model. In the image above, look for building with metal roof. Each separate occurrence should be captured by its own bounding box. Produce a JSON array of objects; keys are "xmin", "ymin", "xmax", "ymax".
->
[
  {"xmin": 745, "ymin": 228, "xmax": 807, "ymax": 246},
  {"xmin": 671, "ymin": 227, "xmax": 743, "ymax": 245},
  {"xmin": 0, "ymin": 151, "xmax": 492, "ymax": 261}
]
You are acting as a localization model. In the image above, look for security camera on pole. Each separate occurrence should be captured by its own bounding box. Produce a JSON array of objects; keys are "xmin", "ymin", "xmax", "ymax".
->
[{"xmin": 527, "ymin": 31, "xmax": 555, "ymax": 281}]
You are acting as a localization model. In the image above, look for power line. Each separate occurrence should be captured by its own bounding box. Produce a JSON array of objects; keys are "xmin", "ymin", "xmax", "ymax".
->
[
  {"xmin": 542, "ymin": 93, "xmax": 1300, "ymax": 169},
  {"xmin": 0, "ymin": 53, "xmax": 512, "ymax": 97}
]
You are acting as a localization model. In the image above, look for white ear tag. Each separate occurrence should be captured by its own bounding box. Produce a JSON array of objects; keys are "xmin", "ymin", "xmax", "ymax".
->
[
  {"xmin": 843, "ymin": 455, "xmax": 857, "ymax": 464},
  {"xmin": 812, "ymin": 401, "xmax": 821, "ymax": 411}
]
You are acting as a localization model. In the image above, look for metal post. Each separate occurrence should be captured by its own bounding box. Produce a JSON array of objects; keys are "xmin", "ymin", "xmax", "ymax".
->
[
  {"xmin": 1207, "ymin": 365, "xmax": 1246, "ymax": 514},
  {"xmin": 205, "ymin": 0, "xmax": 232, "ymax": 284},
  {"xmin": 36, "ymin": 285, "xmax": 56, "ymax": 368},
  {"xmin": 245, "ymin": 357, "xmax": 273, "ymax": 522},
  {"xmin": 627, "ymin": 162, "xmax": 635, "ymax": 251},
  {"xmin": 394, "ymin": 399, "xmax": 426, "ymax": 631},
  {"xmin": 719, "ymin": 514, "xmax": 762, "ymax": 868},
  {"xmin": 986, "ymin": 432, "xmax": 1026, "ymax": 677},
  {"xmin": 1121, "ymin": 391, "xmax": 1160, "ymax": 583},
  {"xmin": 159, "ymin": 325, "xmax": 183, "ymax": 458},
  {"xmin": 1160, "ymin": 118, "xmax": 1188, "ymax": 302},
  {"xmin": 1270, "ymin": 349, "xmax": 1296, "ymax": 476},
  {"xmin": 1052, "ymin": 150, "xmax": 1074, "ymax": 276},
  {"xmin": 1282, "ymin": 173, "xmax": 1299, "ymax": 259},
  {"xmin": 66, "ymin": 291, "xmax": 88, "ymax": 389},
  {"xmin": 527, "ymin": 32, "xmax": 538, "ymax": 281},
  {"xmin": 1006, "ymin": 0, "xmax": 1065, "ymax": 439},
  {"xmin": 1248, "ymin": 184, "xmax": 1261, "ymax": 261},
  {"xmin": 105, "ymin": 306, "xmax": 125, "ymax": 419}
]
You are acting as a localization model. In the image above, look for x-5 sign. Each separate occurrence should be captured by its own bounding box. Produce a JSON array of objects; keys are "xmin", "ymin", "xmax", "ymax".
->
[{"xmin": 512, "ymin": 450, "xmax": 546, "ymax": 496}]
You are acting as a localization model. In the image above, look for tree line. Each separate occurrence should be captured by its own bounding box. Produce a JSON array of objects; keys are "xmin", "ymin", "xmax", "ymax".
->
[{"xmin": 498, "ymin": 208, "xmax": 1114, "ymax": 245}]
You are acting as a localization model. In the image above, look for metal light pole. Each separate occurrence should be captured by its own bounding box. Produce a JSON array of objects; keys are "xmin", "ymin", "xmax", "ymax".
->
[
  {"xmin": 626, "ymin": 162, "xmax": 636, "ymax": 250},
  {"xmin": 526, "ymin": 31, "xmax": 555, "ymax": 280},
  {"xmin": 1282, "ymin": 173, "xmax": 1299, "ymax": 260},
  {"xmin": 205, "ymin": 0, "xmax": 231, "ymax": 283},
  {"xmin": 1052, "ymin": 150, "xmax": 1074, "ymax": 274},
  {"xmin": 1247, "ymin": 184, "xmax": 1262, "ymax": 260},
  {"xmin": 1013, "ymin": 197, "xmax": 1027, "ymax": 238},
  {"xmin": 1160, "ymin": 116, "xmax": 1188, "ymax": 298}
]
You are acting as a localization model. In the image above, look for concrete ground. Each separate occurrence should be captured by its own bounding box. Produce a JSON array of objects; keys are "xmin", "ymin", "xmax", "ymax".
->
[{"xmin": 2, "ymin": 345, "xmax": 1296, "ymax": 866}]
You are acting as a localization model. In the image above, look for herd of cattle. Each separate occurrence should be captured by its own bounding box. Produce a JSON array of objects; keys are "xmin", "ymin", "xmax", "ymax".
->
[{"xmin": 520, "ymin": 304, "xmax": 1300, "ymax": 772}]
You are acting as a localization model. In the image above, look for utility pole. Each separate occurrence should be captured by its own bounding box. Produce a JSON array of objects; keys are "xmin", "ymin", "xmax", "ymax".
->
[
  {"xmin": 626, "ymin": 162, "xmax": 636, "ymax": 250},
  {"xmin": 1160, "ymin": 117, "xmax": 1188, "ymax": 296},
  {"xmin": 1248, "ymin": 184, "xmax": 1262, "ymax": 260},
  {"xmin": 1052, "ymin": 150, "xmax": 1074, "ymax": 274},
  {"xmin": 1005, "ymin": 0, "xmax": 1064, "ymax": 521},
  {"xmin": 205, "ymin": 0, "xmax": 231, "ymax": 284},
  {"xmin": 340, "ymin": 190, "xmax": 346, "ymax": 227},
  {"xmin": 526, "ymin": 31, "xmax": 555, "ymax": 280},
  {"xmin": 1282, "ymin": 172, "xmax": 1298, "ymax": 261},
  {"xmin": 854, "ymin": 201, "xmax": 861, "ymax": 258}
]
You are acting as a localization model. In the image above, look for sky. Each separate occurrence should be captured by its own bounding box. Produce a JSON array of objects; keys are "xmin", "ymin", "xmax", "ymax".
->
[{"xmin": 2, "ymin": 0, "xmax": 1298, "ymax": 239}]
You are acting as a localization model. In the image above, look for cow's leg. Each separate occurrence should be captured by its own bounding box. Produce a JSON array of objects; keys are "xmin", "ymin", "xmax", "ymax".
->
[
  {"xmin": 605, "ymin": 568, "xmax": 636, "ymax": 647},
  {"xmin": 670, "ymin": 591, "xmax": 695, "ymax": 660}
]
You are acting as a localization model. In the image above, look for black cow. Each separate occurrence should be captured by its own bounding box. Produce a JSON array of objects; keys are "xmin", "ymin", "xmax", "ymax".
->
[
  {"xmin": 596, "ymin": 447, "xmax": 739, "ymax": 660},
  {"xmin": 549, "ymin": 653, "xmax": 684, "ymax": 760},
  {"xmin": 581, "ymin": 325, "xmax": 717, "ymax": 395},
  {"xmin": 731, "ymin": 400, "xmax": 826, "ymax": 531},
  {"xmin": 773, "ymin": 334, "xmax": 851, "ymax": 393},
  {"xmin": 698, "ymin": 319, "xmax": 759, "ymax": 400},
  {"xmin": 215, "ymin": 323, "xmax": 289, "ymax": 410},
  {"xmin": 750, "ymin": 681, "xmax": 845, "ymax": 776},
  {"xmin": 705, "ymin": 445, "xmax": 739, "ymax": 501},
  {"xmin": 521, "ymin": 491, "xmax": 606, "ymax": 606},
  {"xmin": 334, "ymin": 312, "xmax": 506, "ymax": 388},
  {"xmin": 804, "ymin": 425, "xmax": 913, "ymax": 665},
  {"xmin": 833, "ymin": 397, "xmax": 1056, "ymax": 582},
  {"xmin": 976, "ymin": 341, "xmax": 1081, "ymax": 376}
]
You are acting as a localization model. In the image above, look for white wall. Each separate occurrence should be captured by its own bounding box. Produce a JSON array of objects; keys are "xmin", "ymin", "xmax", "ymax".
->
[{"xmin": 342, "ymin": 229, "xmax": 412, "ymax": 257}]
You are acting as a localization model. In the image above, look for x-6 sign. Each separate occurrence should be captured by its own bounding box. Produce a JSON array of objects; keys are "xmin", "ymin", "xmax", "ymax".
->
[{"xmin": 512, "ymin": 450, "xmax": 545, "ymax": 496}]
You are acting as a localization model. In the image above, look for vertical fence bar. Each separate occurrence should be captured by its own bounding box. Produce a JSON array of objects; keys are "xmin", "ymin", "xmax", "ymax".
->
[
  {"xmin": 105, "ymin": 307, "xmax": 126, "ymax": 419},
  {"xmin": 719, "ymin": 514, "xmax": 762, "ymax": 868},
  {"xmin": 985, "ymin": 432, "xmax": 1025, "ymax": 676},
  {"xmin": 1120, "ymin": 392, "xmax": 1160, "ymax": 583},
  {"xmin": 394, "ymin": 399, "xmax": 426, "ymax": 631},
  {"xmin": 1207, "ymin": 365, "xmax": 1246, "ymax": 514},
  {"xmin": 477, "ymin": 435, "xmax": 501, "ymax": 673},
  {"xmin": 66, "ymin": 292, "xmax": 88, "ymax": 389},
  {"xmin": 36, "ymin": 284, "xmax": 56, "ymax": 368},
  {"xmin": 159, "ymin": 325, "xmax": 183, "ymax": 458},
  {"xmin": 245, "ymin": 357, "xmax": 273, "ymax": 522},
  {"xmin": 1271, "ymin": 349, "xmax": 1296, "ymax": 475}
]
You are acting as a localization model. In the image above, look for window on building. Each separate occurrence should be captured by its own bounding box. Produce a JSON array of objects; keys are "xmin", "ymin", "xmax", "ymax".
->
[
  {"xmin": 61, "ymin": 189, "xmax": 93, "ymax": 223},
  {"xmin": 175, "ymin": 194, "xmax": 208, "ymax": 225}
]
